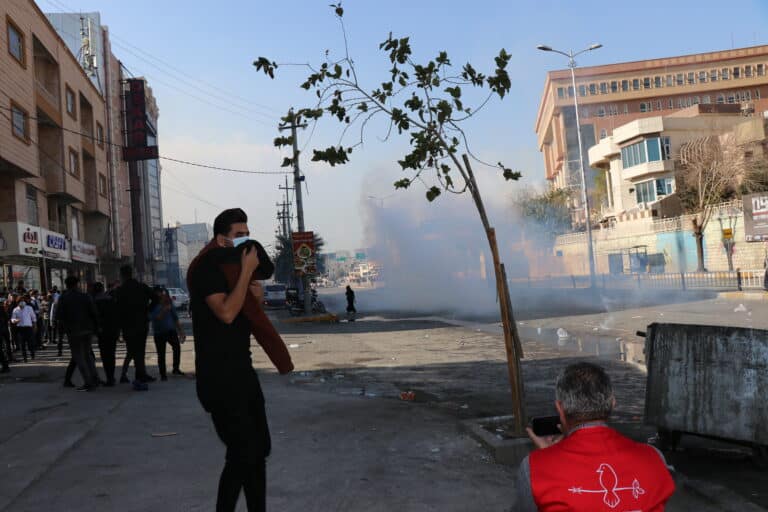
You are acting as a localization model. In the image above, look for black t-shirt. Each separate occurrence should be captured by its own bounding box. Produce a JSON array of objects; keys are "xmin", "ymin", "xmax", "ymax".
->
[{"xmin": 188, "ymin": 250, "xmax": 254, "ymax": 411}]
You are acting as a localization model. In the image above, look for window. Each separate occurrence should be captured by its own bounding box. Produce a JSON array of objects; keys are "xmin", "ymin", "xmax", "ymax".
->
[
  {"xmin": 589, "ymin": 83, "xmax": 597, "ymax": 95},
  {"xmin": 65, "ymin": 86, "xmax": 76, "ymax": 119},
  {"xmin": 6, "ymin": 16, "xmax": 25, "ymax": 67},
  {"xmin": 687, "ymin": 72, "xmax": 695, "ymax": 84},
  {"xmin": 26, "ymin": 185, "xmax": 38, "ymax": 226},
  {"xmin": 676, "ymin": 73, "xmax": 684, "ymax": 85},
  {"xmin": 635, "ymin": 181, "xmax": 656, "ymax": 204},
  {"xmin": 727, "ymin": 93, "xmax": 736, "ymax": 104},
  {"xmin": 710, "ymin": 69, "xmax": 718, "ymax": 82},
  {"xmin": 600, "ymin": 129, "xmax": 607, "ymax": 140},
  {"xmin": 622, "ymin": 138, "xmax": 668, "ymax": 169},
  {"xmin": 98, "ymin": 173, "xmax": 108, "ymax": 197},
  {"xmin": 661, "ymin": 137, "xmax": 672, "ymax": 160},
  {"xmin": 557, "ymin": 87, "xmax": 565, "ymax": 99},
  {"xmin": 621, "ymin": 80, "xmax": 629, "ymax": 92},
  {"xmin": 96, "ymin": 122, "xmax": 104, "ymax": 147},
  {"xmin": 717, "ymin": 94, "xmax": 725, "ymax": 104},
  {"xmin": 656, "ymin": 100, "xmax": 663, "ymax": 111},
  {"xmin": 758, "ymin": 64, "xmax": 765, "ymax": 77},
  {"xmin": 567, "ymin": 86, "xmax": 574, "ymax": 97},
  {"xmin": 733, "ymin": 67, "xmax": 741, "ymax": 79},
  {"xmin": 656, "ymin": 178, "xmax": 674, "ymax": 196},
  {"xmin": 68, "ymin": 148, "xmax": 80, "ymax": 178},
  {"xmin": 632, "ymin": 78, "xmax": 640, "ymax": 91},
  {"xmin": 744, "ymin": 90, "xmax": 752, "ymax": 101},
  {"xmin": 722, "ymin": 68, "xmax": 730, "ymax": 80},
  {"xmin": 578, "ymin": 85, "xmax": 587, "ymax": 97},
  {"xmin": 756, "ymin": 89, "xmax": 761, "ymax": 99},
  {"xmin": 745, "ymin": 66, "xmax": 753, "ymax": 78},
  {"xmin": 10, "ymin": 101, "xmax": 29, "ymax": 143},
  {"xmin": 623, "ymin": 104, "xmax": 629, "ymax": 114},
  {"xmin": 610, "ymin": 81, "xmax": 618, "ymax": 93},
  {"xmin": 71, "ymin": 209, "xmax": 80, "ymax": 239},
  {"xmin": 643, "ymin": 77, "xmax": 651, "ymax": 89},
  {"xmin": 654, "ymin": 76, "xmax": 662, "ymax": 88},
  {"xmin": 600, "ymin": 82, "xmax": 608, "ymax": 94},
  {"xmin": 703, "ymin": 95, "xmax": 712, "ymax": 104},
  {"xmin": 698, "ymin": 71, "xmax": 707, "ymax": 83},
  {"xmin": 668, "ymin": 99, "xmax": 674, "ymax": 109},
  {"xmin": 692, "ymin": 96, "xmax": 700, "ymax": 105},
  {"xmin": 609, "ymin": 104, "xmax": 618, "ymax": 116},
  {"xmin": 646, "ymin": 137, "xmax": 661, "ymax": 161},
  {"xmin": 639, "ymin": 102, "xmax": 650, "ymax": 113},
  {"xmin": 666, "ymin": 74, "xmax": 674, "ymax": 87}
]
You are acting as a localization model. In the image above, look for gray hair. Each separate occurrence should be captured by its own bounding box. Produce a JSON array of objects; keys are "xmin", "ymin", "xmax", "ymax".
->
[{"xmin": 555, "ymin": 362, "xmax": 614, "ymax": 423}]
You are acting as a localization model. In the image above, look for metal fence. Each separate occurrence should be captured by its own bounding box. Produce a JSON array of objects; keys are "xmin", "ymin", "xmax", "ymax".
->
[{"xmin": 512, "ymin": 269, "xmax": 766, "ymax": 292}]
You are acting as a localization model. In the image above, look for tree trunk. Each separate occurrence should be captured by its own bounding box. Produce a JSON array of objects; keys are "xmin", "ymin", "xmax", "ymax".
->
[
  {"xmin": 462, "ymin": 155, "xmax": 526, "ymax": 434},
  {"xmin": 694, "ymin": 230, "xmax": 706, "ymax": 272}
]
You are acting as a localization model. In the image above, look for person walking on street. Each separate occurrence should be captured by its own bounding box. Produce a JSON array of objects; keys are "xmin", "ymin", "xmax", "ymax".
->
[
  {"xmin": 0, "ymin": 297, "xmax": 12, "ymax": 368},
  {"xmin": 10, "ymin": 295, "xmax": 36, "ymax": 362},
  {"xmin": 345, "ymin": 285, "xmax": 356, "ymax": 322},
  {"xmin": 150, "ymin": 287, "xmax": 186, "ymax": 381},
  {"xmin": 57, "ymin": 276, "xmax": 100, "ymax": 391},
  {"xmin": 114, "ymin": 265, "xmax": 154, "ymax": 384},
  {"xmin": 92, "ymin": 282, "xmax": 120, "ymax": 386},
  {"xmin": 188, "ymin": 208, "xmax": 272, "ymax": 512}
]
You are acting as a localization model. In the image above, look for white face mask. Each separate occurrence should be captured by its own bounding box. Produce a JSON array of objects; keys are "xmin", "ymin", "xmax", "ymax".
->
[{"xmin": 230, "ymin": 236, "xmax": 250, "ymax": 248}]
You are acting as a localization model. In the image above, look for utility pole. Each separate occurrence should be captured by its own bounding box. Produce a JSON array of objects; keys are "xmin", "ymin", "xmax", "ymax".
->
[{"xmin": 279, "ymin": 109, "xmax": 311, "ymax": 314}]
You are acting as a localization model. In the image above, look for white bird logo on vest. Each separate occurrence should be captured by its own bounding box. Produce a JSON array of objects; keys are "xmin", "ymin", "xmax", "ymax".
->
[{"xmin": 568, "ymin": 463, "xmax": 646, "ymax": 508}]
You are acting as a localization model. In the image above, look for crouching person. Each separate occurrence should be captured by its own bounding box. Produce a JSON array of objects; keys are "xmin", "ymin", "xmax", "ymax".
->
[{"xmin": 515, "ymin": 362, "xmax": 675, "ymax": 511}]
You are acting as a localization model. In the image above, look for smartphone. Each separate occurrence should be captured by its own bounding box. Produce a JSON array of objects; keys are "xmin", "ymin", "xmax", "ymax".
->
[{"xmin": 531, "ymin": 415, "xmax": 561, "ymax": 437}]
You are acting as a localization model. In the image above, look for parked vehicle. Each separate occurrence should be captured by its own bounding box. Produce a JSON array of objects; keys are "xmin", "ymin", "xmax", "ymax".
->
[
  {"xmin": 166, "ymin": 288, "xmax": 190, "ymax": 310},
  {"xmin": 263, "ymin": 283, "xmax": 287, "ymax": 307}
]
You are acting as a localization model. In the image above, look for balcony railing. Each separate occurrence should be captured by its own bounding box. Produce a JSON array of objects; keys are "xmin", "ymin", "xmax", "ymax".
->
[{"xmin": 35, "ymin": 79, "xmax": 59, "ymax": 108}]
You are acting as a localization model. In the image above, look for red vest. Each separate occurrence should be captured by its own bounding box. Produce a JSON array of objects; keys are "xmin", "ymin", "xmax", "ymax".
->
[{"xmin": 530, "ymin": 426, "xmax": 675, "ymax": 512}]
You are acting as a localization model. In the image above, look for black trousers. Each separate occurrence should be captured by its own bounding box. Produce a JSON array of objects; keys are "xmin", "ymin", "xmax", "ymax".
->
[
  {"xmin": 17, "ymin": 327, "xmax": 34, "ymax": 361},
  {"xmin": 0, "ymin": 325, "xmax": 12, "ymax": 363},
  {"xmin": 98, "ymin": 332, "xmax": 119, "ymax": 383},
  {"xmin": 209, "ymin": 380, "xmax": 271, "ymax": 512},
  {"xmin": 122, "ymin": 330, "xmax": 149, "ymax": 379},
  {"xmin": 153, "ymin": 330, "xmax": 181, "ymax": 378}
]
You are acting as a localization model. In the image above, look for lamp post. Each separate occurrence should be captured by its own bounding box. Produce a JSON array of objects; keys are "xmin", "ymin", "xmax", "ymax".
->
[{"xmin": 537, "ymin": 43, "xmax": 602, "ymax": 287}]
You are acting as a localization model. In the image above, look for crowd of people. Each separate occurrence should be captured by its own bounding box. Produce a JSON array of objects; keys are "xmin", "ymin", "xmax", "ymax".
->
[{"xmin": 0, "ymin": 265, "xmax": 186, "ymax": 391}]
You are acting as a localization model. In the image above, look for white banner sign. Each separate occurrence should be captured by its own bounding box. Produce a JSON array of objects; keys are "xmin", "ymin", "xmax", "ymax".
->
[
  {"xmin": 0, "ymin": 222, "xmax": 42, "ymax": 258},
  {"xmin": 40, "ymin": 228, "xmax": 71, "ymax": 261},
  {"xmin": 71, "ymin": 239, "xmax": 98, "ymax": 264}
]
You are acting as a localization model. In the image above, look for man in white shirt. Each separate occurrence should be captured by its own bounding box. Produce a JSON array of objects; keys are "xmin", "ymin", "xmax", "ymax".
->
[{"xmin": 11, "ymin": 295, "xmax": 37, "ymax": 362}]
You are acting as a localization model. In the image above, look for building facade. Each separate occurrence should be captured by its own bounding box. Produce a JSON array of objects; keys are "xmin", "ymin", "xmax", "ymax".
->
[
  {"xmin": 0, "ymin": 0, "xmax": 106, "ymax": 290},
  {"xmin": 535, "ymin": 45, "xmax": 768, "ymax": 199},
  {"xmin": 157, "ymin": 225, "xmax": 190, "ymax": 290},
  {"xmin": 178, "ymin": 222, "xmax": 213, "ymax": 260}
]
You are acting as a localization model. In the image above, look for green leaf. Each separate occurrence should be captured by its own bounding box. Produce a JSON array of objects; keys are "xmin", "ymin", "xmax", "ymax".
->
[
  {"xmin": 312, "ymin": 146, "xmax": 351, "ymax": 166},
  {"xmin": 426, "ymin": 186, "xmax": 441, "ymax": 202},
  {"xmin": 281, "ymin": 157, "xmax": 293, "ymax": 168},
  {"xmin": 394, "ymin": 178, "xmax": 411, "ymax": 189},
  {"xmin": 500, "ymin": 162, "xmax": 522, "ymax": 181},
  {"xmin": 273, "ymin": 136, "xmax": 293, "ymax": 148},
  {"xmin": 253, "ymin": 57, "xmax": 278, "ymax": 79}
]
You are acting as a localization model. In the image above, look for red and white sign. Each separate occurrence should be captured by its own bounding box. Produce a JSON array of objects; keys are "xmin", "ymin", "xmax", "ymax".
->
[
  {"xmin": 0, "ymin": 222, "xmax": 41, "ymax": 258},
  {"xmin": 292, "ymin": 231, "xmax": 316, "ymax": 275}
]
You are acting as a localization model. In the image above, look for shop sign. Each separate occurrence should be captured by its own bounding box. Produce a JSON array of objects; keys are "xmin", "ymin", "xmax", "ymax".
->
[
  {"xmin": 0, "ymin": 222, "xmax": 41, "ymax": 258},
  {"xmin": 40, "ymin": 229, "xmax": 71, "ymax": 261},
  {"xmin": 71, "ymin": 239, "xmax": 98, "ymax": 264}
]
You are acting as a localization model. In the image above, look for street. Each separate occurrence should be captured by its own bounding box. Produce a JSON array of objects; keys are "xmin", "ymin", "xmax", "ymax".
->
[{"xmin": 1, "ymin": 294, "xmax": 766, "ymax": 511}]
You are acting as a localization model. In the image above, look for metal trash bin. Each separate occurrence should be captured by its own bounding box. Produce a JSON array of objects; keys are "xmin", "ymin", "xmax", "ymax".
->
[{"xmin": 643, "ymin": 323, "xmax": 768, "ymax": 459}]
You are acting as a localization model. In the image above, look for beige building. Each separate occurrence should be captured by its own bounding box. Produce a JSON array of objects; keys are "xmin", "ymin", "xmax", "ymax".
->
[
  {"xmin": 0, "ymin": 0, "xmax": 111, "ymax": 288},
  {"xmin": 535, "ymin": 45, "xmax": 768, "ymax": 198},
  {"xmin": 587, "ymin": 104, "xmax": 763, "ymax": 223}
]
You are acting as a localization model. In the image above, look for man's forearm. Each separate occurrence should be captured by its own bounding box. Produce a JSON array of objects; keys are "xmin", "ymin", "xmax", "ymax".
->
[{"xmin": 220, "ymin": 268, "xmax": 252, "ymax": 323}]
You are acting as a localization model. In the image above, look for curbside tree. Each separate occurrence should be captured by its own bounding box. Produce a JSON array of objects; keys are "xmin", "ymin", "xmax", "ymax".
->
[{"xmin": 254, "ymin": 4, "xmax": 527, "ymax": 432}]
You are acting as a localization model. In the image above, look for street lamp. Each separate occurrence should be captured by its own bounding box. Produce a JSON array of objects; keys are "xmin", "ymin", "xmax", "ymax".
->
[{"xmin": 537, "ymin": 43, "xmax": 602, "ymax": 287}]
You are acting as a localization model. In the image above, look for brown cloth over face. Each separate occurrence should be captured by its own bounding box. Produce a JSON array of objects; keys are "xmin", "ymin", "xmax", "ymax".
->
[{"xmin": 187, "ymin": 239, "xmax": 294, "ymax": 374}]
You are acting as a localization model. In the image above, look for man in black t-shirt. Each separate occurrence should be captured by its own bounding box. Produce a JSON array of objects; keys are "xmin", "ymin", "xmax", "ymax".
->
[{"xmin": 188, "ymin": 208, "xmax": 269, "ymax": 512}]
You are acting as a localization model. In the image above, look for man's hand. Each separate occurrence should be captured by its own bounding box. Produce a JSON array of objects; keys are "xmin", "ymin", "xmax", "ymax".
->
[
  {"xmin": 526, "ymin": 426, "xmax": 564, "ymax": 450},
  {"xmin": 249, "ymin": 281, "xmax": 264, "ymax": 303},
  {"xmin": 241, "ymin": 244, "xmax": 260, "ymax": 274}
]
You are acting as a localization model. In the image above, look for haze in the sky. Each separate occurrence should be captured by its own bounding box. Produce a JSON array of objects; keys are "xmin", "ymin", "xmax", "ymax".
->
[{"xmin": 40, "ymin": 0, "xmax": 768, "ymax": 252}]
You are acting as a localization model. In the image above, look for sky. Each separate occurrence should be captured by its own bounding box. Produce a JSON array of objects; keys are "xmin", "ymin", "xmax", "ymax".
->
[{"xmin": 38, "ymin": 0, "xmax": 768, "ymax": 252}]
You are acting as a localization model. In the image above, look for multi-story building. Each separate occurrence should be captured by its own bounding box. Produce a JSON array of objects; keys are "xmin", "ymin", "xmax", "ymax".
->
[
  {"xmin": 535, "ymin": 45, "xmax": 768, "ymax": 218},
  {"xmin": 157, "ymin": 225, "xmax": 190, "ymax": 290},
  {"xmin": 587, "ymin": 104, "xmax": 761, "ymax": 223},
  {"xmin": 0, "ymin": 0, "xmax": 107, "ymax": 289},
  {"xmin": 178, "ymin": 222, "xmax": 213, "ymax": 260},
  {"xmin": 47, "ymin": 11, "xmax": 163, "ymax": 284}
]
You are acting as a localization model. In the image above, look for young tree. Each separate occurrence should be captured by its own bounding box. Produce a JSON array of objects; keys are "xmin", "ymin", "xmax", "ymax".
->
[
  {"xmin": 515, "ymin": 187, "xmax": 572, "ymax": 239},
  {"xmin": 676, "ymin": 134, "xmax": 751, "ymax": 271},
  {"xmin": 254, "ymin": 4, "xmax": 527, "ymax": 432}
]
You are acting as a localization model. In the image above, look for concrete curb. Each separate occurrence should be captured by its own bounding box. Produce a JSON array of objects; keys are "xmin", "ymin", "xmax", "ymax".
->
[
  {"xmin": 718, "ymin": 291, "xmax": 768, "ymax": 301},
  {"xmin": 280, "ymin": 313, "xmax": 339, "ymax": 323},
  {"xmin": 459, "ymin": 415, "xmax": 531, "ymax": 467}
]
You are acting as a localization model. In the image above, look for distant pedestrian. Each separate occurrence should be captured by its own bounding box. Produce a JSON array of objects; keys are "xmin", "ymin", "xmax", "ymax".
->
[
  {"xmin": 114, "ymin": 266, "xmax": 155, "ymax": 384},
  {"xmin": 92, "ymin": 282, "xmax": 120, "ymax": 386},
  {"xmin": 58, "ymin": 275, "xmax": 100, "ymax": 391},
  {"xmin": 345, "ymin": 285, "xmax": 356, "ymax": 322},
  {"xmin": 0, "ymin": 296, "xmax": 12, "ymax": 366},
  {"xmin": 150, "ymin": 287, "xmax": 186, "ymax": 381},
  {"xmin": 10, "ymin": 295, "xmax": 36, "ymax": 362}
]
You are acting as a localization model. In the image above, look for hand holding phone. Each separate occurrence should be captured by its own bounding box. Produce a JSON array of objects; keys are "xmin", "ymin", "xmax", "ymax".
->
[{"xmin": 526, "ymin": 415, "xmax": 564, "ymax": 450}]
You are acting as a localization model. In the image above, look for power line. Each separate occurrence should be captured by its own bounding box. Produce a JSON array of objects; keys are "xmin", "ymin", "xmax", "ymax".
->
[{"xmin": 0, "ymin": 102, "xmax": 291, "ymax": 176}]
